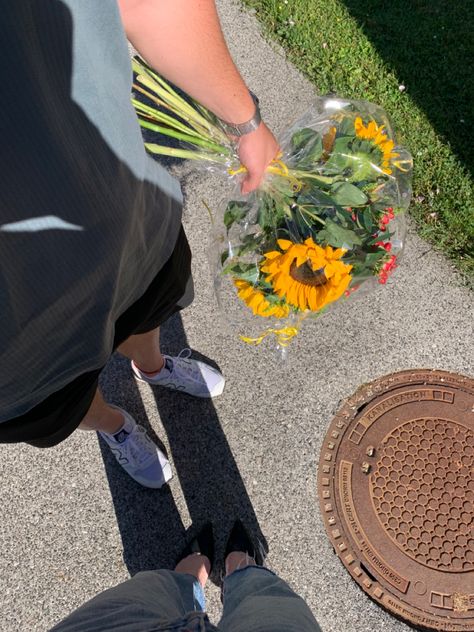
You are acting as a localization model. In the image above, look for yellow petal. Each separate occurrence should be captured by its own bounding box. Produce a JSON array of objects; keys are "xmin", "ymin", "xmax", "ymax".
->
[
  {"xmin": 380, "ymin": 139, "xmax": 394, "ymax": 153},
  {"xmin": 367, "ymin": 121, "xmax": 377, "ymax": 137},
  {"xmin": 287, "ymin": 281, "xmax": 301, "ymax": 307},
  {"xmin": 264, "ymin": 250, "xmax": 281, "ymax": 261},
  {"xmin": 277, "ymin": 239, "xmax": 293, "ymax": 251},
  {"xmin": 307, "ymin": 287, "xmax": 319, "ymax": 311}
]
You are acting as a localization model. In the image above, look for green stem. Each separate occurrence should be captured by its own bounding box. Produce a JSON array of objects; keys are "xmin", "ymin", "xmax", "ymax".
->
[
  {"xmin": 133, "ymin": 82, "xmax": 213, "ymax": 139},
  {"xmin": 136, "ymin": 72, "xmax": 200, "ymax": 122},
  {"xmin": 145, "ymin": 143, "xmax": 229, "ymax": 164},
  {"xmin": 202, "ymin": 199, "xmax": 215, "ymax": 225},
  {"xmin": 355, "ymin": 213, "xmax": 365, "ymax": 230},
  {"xmin": 143, "ymin": 63, "xmax": 222, "ymax": 130},
  {"xmin": 134, "ymin": 58, "xmax": 206, "ymax": 123},
  {"xmin": 297, "ymin": 205, "xmax": 327, "ymax": 225},
  {"xmin": 133, "ymin": 98, "xmax": 209, "ymax": 141},
  {"xmin": 138, "ymin": 119, "xmax": 231, "ymax": 155},
  {"xmin": 291, "ymin": 170, "xmax": 337, "ymax": 185},
  {"xmin": 134, "ymin": 71, "xmax": 229, "ymax": 145}
]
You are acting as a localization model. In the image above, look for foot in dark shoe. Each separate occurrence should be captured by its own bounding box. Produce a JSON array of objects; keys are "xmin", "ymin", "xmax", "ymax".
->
[
  {"xmin": 177, "ymin": 522, "xmax": 215, "ymax": 571},
  {"xmin": 224, "ymin": 519, "xmax": 265, "ymax": 567}
]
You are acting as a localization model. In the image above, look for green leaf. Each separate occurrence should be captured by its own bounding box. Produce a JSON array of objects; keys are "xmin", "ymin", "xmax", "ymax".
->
[
  {"xmin": 330, "ymin": 181, "xmax": 368, "ymax": 206},
  {"xmin": 322, "ymin": 137, "xmax": 353, "ymax": 173},
  {"xmin": 262, "ymin": 292, "xmax": 285, "ymax": 305},
  {"xmin": 333, "ymin": 136, "xmax": 353, "ymax": 152},
  {"xmin": 224, "ymin": 201, "xmax": 250, "ymax": 230},
  {"xmin": 349, "ymin": 265, "xmax": 376, "ymax": 281},
  {"xmin": 335, "ymin": 208, "xmax": 349, "ymax": 224},
  {"xmin": 297, "ymin": 188, "xmax": 334, "ymax": 207},
  {"xmin": 232, "ymin": 233, "xmax": 263, "ymax": 257},
  {"xmin": 361, "ymin": 207, "xmax": 374, "ymax": 231},
  {"xmin": 290, "ymin": 128, "xmax": 325, "ymax": 169},
  {"xmin": 365, "ymin": 251, "xmax": 386, "ymax": 266},
  {"xmin": 221, "ymin": 249, "xmax": 229, "ymax": 266},
  {"xmin": 291, "ymin": 127, "xmax": 319, "ymax": 152},
  {"xmin": 300, "ymin": 138, "xmax": 324, "ymax": 168},
  {"xmin": 269, "ymin": 176, "xmax": 298, "ymax": 198},
  {"xmin": 221, "ymin": 262, "xmax": 259, "ymax": 284},
  {"xmin": 316, "ymin": 219, "xmax": 362, "ymax": 248},
  {"xmin": 337, "ymin": 118, "xmax": 356, "ymax": 136},
  {"xmin": 257, "ymin": 192, "xmax": 288, "ymax": 229},
  {"xmin": 348, "ymin": 153, "xmax": 381, "ymax": 182}
]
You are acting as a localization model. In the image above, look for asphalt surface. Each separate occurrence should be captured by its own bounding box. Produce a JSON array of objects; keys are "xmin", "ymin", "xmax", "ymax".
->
[{"xmin": 1, "ymin": 1, "xmax": 473, "ymax": 631}]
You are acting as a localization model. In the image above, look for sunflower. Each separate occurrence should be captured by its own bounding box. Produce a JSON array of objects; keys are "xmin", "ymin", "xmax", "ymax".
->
[
  {"xmin": 354, "ymin": 116, "xmax": 398, "ymax": 175},
  {"xmin": 234, "ymin": 279, "xmax": 290, "ymax": 319},
  {"xmin": 261, "ymin": 238, "xmax": 353, "ymax": 312}
]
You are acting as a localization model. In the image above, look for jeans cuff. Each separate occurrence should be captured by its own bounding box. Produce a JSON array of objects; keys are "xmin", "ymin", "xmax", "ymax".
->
[{"xmin": 223, "ymin": 564, "xmax": 276, "ymax": 594}]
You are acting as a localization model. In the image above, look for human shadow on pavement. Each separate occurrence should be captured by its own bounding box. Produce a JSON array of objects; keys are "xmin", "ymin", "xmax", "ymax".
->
[{"xmin": 99, "ymin": 313, "xmax": 267, "ymax": 582}]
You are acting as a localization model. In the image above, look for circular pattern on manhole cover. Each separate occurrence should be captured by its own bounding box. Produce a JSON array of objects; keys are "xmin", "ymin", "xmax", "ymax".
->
[{"xmin": 318, "ymin": 370, "xmax": 474, "ymax": 631}]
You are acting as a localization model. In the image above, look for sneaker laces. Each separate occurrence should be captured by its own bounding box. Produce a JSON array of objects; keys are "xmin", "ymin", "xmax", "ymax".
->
[
  {"xmin": 120, "ymin": 426, "xmax": 156, "ymax": 468},
  {"xmin": 169, "ymin": 348, "xmax": 204, "ymax": 383}
]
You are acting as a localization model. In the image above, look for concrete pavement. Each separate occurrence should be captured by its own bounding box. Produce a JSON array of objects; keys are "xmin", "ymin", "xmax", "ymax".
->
[{"xmin": 1, "ymin": 1, "xmax": 473, "ymax": 630}]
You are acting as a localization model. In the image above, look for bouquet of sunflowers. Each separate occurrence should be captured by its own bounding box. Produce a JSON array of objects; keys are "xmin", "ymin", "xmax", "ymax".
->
[{"xmin": 132, "ymin": 57, "xmax": 412, "ymax": 350}]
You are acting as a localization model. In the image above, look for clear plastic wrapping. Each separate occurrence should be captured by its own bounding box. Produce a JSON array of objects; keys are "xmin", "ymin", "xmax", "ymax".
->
[
  {"xmin": 211, "ymin": 97, "xmax": 412, "ymax": 349},
  {"xmin": 132, "ymin": 59, "xmax": 413, "ymax": 351}
]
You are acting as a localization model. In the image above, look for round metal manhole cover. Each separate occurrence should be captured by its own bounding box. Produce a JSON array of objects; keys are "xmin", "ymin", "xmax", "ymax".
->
[{"xmin": 318, "ymin": 370, "xmax": 474, "ymax": 631}]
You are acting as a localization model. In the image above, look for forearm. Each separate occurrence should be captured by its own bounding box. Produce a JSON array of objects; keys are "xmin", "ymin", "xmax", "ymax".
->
[{"xmin": 118, "ymin": 0, "xmax": 255, "ymax": 124}]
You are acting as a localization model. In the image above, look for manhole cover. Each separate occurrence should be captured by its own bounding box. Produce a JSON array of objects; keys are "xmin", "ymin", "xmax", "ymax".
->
[{"xmin": 318, "ymin": 370, "xmax": 474, "ymax": 631}]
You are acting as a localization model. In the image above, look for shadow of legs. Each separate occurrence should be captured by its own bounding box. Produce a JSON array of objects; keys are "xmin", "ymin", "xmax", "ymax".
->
[
  {"xmin": 99, "ymin": 313, "xmax": 267, "ymax": 582},
  {"xmin": 98, "ymin": 358, "xmax": 186, "ymax": 575}
]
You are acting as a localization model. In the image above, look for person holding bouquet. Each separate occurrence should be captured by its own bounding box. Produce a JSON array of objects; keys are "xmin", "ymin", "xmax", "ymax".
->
[{"xmin": 0, "ymin": 0, "xmax": 279, "ymax": 487}]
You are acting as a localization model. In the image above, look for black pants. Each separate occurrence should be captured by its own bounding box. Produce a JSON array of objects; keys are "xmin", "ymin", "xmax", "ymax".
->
[{"xmin": 0, "ymin": 226, "xmax": 193, "ymax": 447}]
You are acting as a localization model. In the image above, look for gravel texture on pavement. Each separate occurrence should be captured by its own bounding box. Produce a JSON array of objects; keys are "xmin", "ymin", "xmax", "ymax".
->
[{"xmin": 1, "ymin": 2, "xmax": 473, "ymax": 631}]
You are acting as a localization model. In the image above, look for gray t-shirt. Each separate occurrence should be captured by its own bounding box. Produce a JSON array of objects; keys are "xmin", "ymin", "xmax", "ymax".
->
[{"xmin": 0, "ymin": 0, "xmax": 183, "ymax": 421}]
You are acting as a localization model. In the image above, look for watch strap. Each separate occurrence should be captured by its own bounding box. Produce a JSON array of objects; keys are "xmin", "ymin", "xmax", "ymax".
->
[{"xmin": 220, "ymin": 92, "xmax": 261, "ymax": 137}]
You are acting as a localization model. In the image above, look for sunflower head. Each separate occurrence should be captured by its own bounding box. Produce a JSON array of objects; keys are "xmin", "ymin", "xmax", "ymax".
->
[
  {"xmin": 260, "ymin": 238, "xmax": 353, "ymax": 312},
  {"xmin": 354, "ymin": 116, "xmax": 399, "ymax": 175},
  {"xmin": 234, "ymin": 279, "xmax": 290, "ymax": 319}
]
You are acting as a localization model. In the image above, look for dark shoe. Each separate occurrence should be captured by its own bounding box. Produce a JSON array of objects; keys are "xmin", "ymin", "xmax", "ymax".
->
[
  {"xmin": 177, "ymin": 523, "xmax": 214, "ymax": 570},
  {"xmin": 224, "ymin": 519, "xmax": 265, "ymax": 566}
]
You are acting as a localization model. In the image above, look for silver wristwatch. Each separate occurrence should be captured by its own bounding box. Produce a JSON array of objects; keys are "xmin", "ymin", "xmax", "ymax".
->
[{"xmin": 219, "ymin": 92, "xmax": 261, "ymax": 137}]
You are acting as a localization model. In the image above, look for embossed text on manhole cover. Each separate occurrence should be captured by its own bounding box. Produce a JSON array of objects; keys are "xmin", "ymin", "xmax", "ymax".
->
[{"xmin": 318, "ymin": 370, "xmax": 474, "ymax": 631}]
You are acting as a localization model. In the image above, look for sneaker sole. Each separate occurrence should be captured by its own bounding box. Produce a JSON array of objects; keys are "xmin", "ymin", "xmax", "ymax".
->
[
  {"xmin": 133, "ymin": 461, "xmax": 173, "ymax": 489},
  {"xmin": 132, "ymin": 371, "xmax": 225, "ymax": 398}
]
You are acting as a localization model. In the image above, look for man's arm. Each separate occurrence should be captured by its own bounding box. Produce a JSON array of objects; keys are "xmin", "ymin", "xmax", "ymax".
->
[{"xmin": 118, "ymin": 0, "xmax": 279, "ymax": 193}]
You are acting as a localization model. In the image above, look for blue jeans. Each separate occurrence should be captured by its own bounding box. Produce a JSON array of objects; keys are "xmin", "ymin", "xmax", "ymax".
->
[{"xmin": 51, "ymin": 566, "xmax": 321, "ymax": 632}]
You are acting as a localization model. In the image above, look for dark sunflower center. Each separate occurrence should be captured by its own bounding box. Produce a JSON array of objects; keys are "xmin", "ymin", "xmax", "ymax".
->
[{"xmin": 290, "ymin": 260, "xmax": 327, "ymax": 287}]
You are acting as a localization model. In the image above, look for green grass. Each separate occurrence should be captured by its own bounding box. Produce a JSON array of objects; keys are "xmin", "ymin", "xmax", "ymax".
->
[{"xmin": 244, "ymin": 0, "xmax": 474, "ymax": 282}]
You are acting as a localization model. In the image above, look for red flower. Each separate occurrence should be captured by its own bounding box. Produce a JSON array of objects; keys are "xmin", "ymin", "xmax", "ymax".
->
[
  {"xmin": 344, "ymin": 285, "xmax": 359, "ymax": 297},
  {"xmin": 378, "ymin": 255, "xmax": 397, "ymax": 283},
  {"xmin": 379, "ymin": 208, "xmax": 395, "ymax": 230}
]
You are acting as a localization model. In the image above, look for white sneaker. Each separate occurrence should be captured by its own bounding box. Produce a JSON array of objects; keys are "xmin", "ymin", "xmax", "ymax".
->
[
  {"xmin": 131, "ymin": 349, "xmax": 225, "ymax": 399},
  {"xmin": 99, "ymin": 407, "xmax": 172, "ymax": 489}
]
